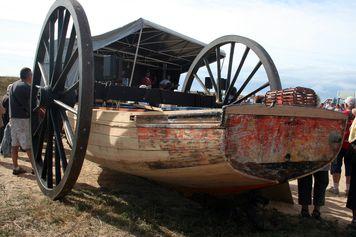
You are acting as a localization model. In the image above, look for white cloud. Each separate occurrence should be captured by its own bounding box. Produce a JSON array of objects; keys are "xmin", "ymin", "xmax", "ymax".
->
[{"xmin": 0, "ymin": 0, "xmax": 355, "ymax": 99}]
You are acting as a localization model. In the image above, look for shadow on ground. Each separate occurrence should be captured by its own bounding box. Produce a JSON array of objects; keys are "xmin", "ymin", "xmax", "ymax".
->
[
  {"xmin": 0, "ymin": 160, "xmax": 35, "ymax": 181},
  {"xmin": 61, "ymin": 168, "xmax": 356, "ymax": 237}
]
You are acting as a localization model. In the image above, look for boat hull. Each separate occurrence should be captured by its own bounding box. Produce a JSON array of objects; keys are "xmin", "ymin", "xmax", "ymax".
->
[{"xmin": 82, "ymin": 105, "xmax": 346, "ymax": 193}]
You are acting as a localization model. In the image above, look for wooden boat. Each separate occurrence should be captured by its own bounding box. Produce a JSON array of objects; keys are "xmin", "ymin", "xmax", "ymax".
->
[
  {"xmin": 83, "ymin": 104, "xmax": 346, "ymax": 194},
  {"xmin": 29, "ymin": 0, "xmax": 348, "ymax": 200}
]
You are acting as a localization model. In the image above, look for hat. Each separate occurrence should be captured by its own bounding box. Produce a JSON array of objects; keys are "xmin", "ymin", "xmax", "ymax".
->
[{"xmin": 345, "ymin": 96, "xmax": 355, "ymax": 107}]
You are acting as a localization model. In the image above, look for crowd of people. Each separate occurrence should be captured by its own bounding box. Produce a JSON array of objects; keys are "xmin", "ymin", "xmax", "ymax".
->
[{"xmin": 0, "ymin": 67, "xmax": 356, "ymax": 226}]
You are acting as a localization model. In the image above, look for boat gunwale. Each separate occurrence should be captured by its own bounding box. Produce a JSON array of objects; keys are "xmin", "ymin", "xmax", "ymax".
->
[
  {"xmin": 93, "ymin": 104, "xmax": 347, "ymax": 123},
  {"xmin": 224, "ymin": 104, "xmax": 347, "ymax": 120}
]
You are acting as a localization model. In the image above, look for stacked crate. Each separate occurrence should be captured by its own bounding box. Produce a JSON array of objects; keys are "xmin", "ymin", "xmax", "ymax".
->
[{"xmin": 265, "ymin": 87, "xmax": 317, "ymax": 107}]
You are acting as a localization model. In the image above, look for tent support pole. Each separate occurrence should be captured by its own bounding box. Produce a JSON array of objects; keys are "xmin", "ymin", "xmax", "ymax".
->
[{"xmin": 129, "ymin": 27, "xmax": 143, "ymax": 86}]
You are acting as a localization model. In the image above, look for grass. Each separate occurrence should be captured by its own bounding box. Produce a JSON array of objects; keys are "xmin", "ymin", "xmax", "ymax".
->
[
  {"xmin": 0, "ymin": 76, "xmax": 18, "ymax": 96},
  {"xmin": 2, "ymin": 164, "xmax": 355, "ymax": 237}
]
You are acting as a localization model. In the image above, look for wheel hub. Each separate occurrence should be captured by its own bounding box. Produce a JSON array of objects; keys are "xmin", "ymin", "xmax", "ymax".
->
[{"xmin": 37, "ymin": 86, "xmax": 54, "ymax": 108}]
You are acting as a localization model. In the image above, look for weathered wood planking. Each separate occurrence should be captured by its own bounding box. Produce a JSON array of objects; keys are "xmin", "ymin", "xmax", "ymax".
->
[{"xmin": 78, "ymin": 105, "xmax": 347, "ymax": 193}]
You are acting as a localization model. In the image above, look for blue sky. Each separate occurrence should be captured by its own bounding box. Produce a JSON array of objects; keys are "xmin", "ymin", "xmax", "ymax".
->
[{"xmin": 0, "ymin": 0, "xmax": 355, "ymax": 99}]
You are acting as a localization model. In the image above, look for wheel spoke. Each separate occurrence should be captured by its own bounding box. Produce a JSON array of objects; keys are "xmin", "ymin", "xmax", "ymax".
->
[
  {"xmin": 235, "ymin": 61, "xmax": 262, "ymax": 99},
  {"xmin": 53, "ymin": 49, "xmax": 78, "ymax": 91},
  {"xmin": 60, "ymin": 109, "xmax": 74, "ymax": 147},
  {"xmin": 46, "ymin": 142, "xmax": 54, "ymax": 188},
  {"xmin": 49, "ymin": 18, "xmax": 55, "ymax": 83},
  {"xmin": 216, "ymin": 46, "xmax": 222, "ymax": 102},
  {"xmin": 57, "ymin": 9, "xmax": 63, "ymax": 52},
  {"xmin": 33, "ymin": 117, "xmax": 45, "ymax": 137},
  {"xmin": 54, "ymin": 143, "xmax": 61, "ymax": 185},
  {"xmin": 64, "ymin": 26, "xmax": 76, "ymax": 67},
  {"xmin": 54, "ymin": 99, "xmax": 77, "ymax": 115},
  {"xmin": 41, "ymin": 111, "xmax": 53, "ymax": 189},
  {"xmin": 233, "ymin": 81, "xmax": 270, "ymax": 104},
  {"xmin": 37, "ymin": 62, "xmax": 49, "ymax": 87},
  {"xmin": 42, "ymin": 39, "xmax": 50, "ymax": 57},
  {"xmin": 194, "ymin": 74, "xmax": 210, "ymax": 94},
  {"xmin": 224, "ymin": 47, "xmax": 250, "ymax": 104},
  {"xmin": 226, "ymin": 43, "xmax": 235, "ymax": 89},
  {"xmin": 51, "ymin": 110, "xmax": 68, "ymax": 175},
  {"xmin": 203, "ymin": 58, "xmax": 218, "ymax": 95},
  {"xmin": 51, "ymin": 11, "xmax": 70, "ymax": 85},
  {"xmin": 63, "ymin": 80, "xmax": 79, "ymax": 97},
  {"xmin": 51, "ymin": 9, "xmax": 71, "ymax": 86},
  {"xmin": 34, "ymin": 116, "xmax": 46, "ymax": 163}
]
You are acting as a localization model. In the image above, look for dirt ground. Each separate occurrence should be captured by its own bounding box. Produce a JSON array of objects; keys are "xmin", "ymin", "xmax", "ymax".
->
[
  {"xmin": 270, "ymin": 173, "xmax": 352, "ymax": 224},
  {"xmin": 1, "ymin": 153, "xmax": 356, "ymax": 237}
]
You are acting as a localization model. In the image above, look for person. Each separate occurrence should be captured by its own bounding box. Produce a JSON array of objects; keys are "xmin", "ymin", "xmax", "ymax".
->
[
  {"xmin": 0, "ymin": 84, "xmax": 12, "ymax": 142},
  {"xmin": 141, "ymin": 72, "xmax": 152, "ymax": 88},
  {"xmin": 137, "ymin": 85, "xmax": 150, "ymax": 106},
  {"xmin": 159, "ymin": 79, "xmax": 176, "ymax": 110},
  {"xmin": 298, "ymin": 168, "xmax": 329, "ymax": 219},
  {"xmin": 349, "ymin": 108, "xmax": 356, "ymax": 143},
  {"xmin": 335, "ymin": 104, "xmax": 342, "ymax": 112},
  {"xmin": 254, "ymin": 95, "xmax": 264, "ymax": 104},
  {"xmin": 2, "ymin": 84, "xmax": 12, "ymax": 126},
  {"xmin": 346, "ymin": 108, "xmax": 356, "ymax": 226},
  {"xmin": 121, "ymin": 70, "xmax": 129, "ymax": 86},
  {"xmin": 329, "ymin": 97, "xmax": 355, "ymax": 195},
  {"xmin": 9, "ymin": 67, "xmax": 32, "ymax": 175},
  {"xmin": 226, "ymin": 87, "xmax": 238, "ymax": 104},
  {"xmin": 0, "ymin": 103, "xmax": 6, "ymax": 141},
  {"xmin": 159, "ymin": 79, "xmax": 172, "ymax": 91}
]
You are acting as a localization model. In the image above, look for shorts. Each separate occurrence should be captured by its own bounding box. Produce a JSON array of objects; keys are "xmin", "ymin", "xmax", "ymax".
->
[
  {"xmin": 10, "ymin": 118, "xmax": 30, "ymax": 150},
  {"xmin": 331, "ymin": 148, "xmax": 353, "ymax": 176}
]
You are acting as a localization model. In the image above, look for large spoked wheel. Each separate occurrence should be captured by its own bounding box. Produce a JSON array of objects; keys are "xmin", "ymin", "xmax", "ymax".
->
[
  {"xmin": 182, "ymin": 35, "xmax": 282, "ymax": 106},
  {"xmin": 30, "ymin": 0, "xmax": 93, "ymax": 200}
]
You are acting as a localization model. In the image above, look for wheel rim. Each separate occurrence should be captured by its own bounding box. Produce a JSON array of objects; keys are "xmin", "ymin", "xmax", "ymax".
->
[
  {"xmin": 30, "ymin": 0, "xmax": 93, "ymax": 200},
  {"xmin": 182, "ymin": 35, "xmax": 282, "ymax": 106}
]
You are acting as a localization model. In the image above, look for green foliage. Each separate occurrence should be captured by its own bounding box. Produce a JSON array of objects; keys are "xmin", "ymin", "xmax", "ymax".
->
[{"xmin": 0, "ymin": 76, "xmax": 18, "ymax": 97}]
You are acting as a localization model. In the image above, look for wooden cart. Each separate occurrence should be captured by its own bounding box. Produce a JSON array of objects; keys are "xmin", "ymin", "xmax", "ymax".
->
[{"xmin": 30, "ymin": 0, "xmax": 347, "ymax": 200}]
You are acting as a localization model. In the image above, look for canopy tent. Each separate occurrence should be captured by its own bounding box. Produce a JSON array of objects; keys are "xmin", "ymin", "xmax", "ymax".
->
[{"xmin": 92, "ymin": 18, "xmax": 221, "ymax": 86}]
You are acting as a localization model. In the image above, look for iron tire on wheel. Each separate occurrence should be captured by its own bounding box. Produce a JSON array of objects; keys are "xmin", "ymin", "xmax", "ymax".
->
[
  {"xmin": 182, "ymin": 35, "xmax": 282, "ymax": 106},
  {"xmin": 30, "ymin": 0, "xmax": 93, "ymax": 200}
]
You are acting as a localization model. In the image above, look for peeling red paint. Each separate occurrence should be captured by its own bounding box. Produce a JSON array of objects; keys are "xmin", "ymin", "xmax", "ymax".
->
[{"xmin": 225, "ymin": 114, "xmax": 345, "ymax": 181}]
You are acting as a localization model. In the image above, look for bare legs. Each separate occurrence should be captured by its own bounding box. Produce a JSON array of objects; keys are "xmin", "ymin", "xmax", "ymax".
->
[
  {"xmin": 331, "ymin": 173, "xmax": 351, "ymax": 194},
  {"xmin": 11, "ymin": 146, "xmax": 32, "ymax": 174},
  {"xmin": 11, "ymin": 146, "xmax": 19, "ymax": 169}
]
